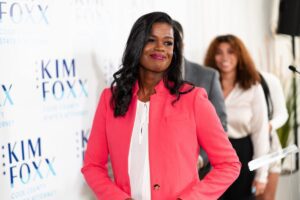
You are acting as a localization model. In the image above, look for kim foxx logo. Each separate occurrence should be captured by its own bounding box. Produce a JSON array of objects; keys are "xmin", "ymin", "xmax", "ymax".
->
[
  {"xmin": 0, "ymin": 0, "xmax": 48, "ymax": 24},
  {"xmin": 1, "ymin": 137, "xmax": 56, "ymax": 188},
  {"xmin": 36, "ymin": 58, "xmax": 88, "ymax": 101}
]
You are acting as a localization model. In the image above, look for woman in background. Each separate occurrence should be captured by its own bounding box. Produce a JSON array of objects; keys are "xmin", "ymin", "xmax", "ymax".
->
[
  {"xmin": 205, "ymin": 34, "xmax": 270, "ymax": 200},
  {"xmin": 81, "ymin": 13, "xmax": 240, "ymax": 200}
]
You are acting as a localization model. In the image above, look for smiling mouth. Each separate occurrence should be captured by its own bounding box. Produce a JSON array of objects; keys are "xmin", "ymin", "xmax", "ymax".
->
[
  {"xmin": 221, "ymin": 62, "xmax": 231, "ymax": 67},
  {"xmin": 150, "ymin": 54, "xmax": 166, "ymax": 61}
]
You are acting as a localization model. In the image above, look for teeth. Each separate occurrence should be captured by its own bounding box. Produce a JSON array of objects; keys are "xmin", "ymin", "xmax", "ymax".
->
[{"xmin": 222, "ymin": 62, "xmax": 230, "ymax": 66}]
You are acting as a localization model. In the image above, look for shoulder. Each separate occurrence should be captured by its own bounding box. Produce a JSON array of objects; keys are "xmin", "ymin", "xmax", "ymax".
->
[
  {"xmin": 180, "ymin": 83, "xmax": 208, "ymax": 100},
  {"xmin": 260, "ymin": 71, "xmax": 281, "ymax": 86},
  {"xmin": 99, "ymin": 87, "xmax": 112, "ymax": 104},
  {"xmin": 236, "ymin": 83, "xmax": 262, "ymax": 96},
  {"xmin": 200, "ymin": 65, "xmax": 219, "ymax": 75},
  {"xmin": 187, "ymin": 60, "xmax": 217, "ymax": 74},
  {"xmin": 102, "ymin": 87, "xmax": 112, "ymax": 96},
  {"xmin": 260, "ymin": 71, "xmax": 275, "ymax": 79},
  {"xmin": 250, "ymin": 83, "xmax": 265, "ymax": 98}
]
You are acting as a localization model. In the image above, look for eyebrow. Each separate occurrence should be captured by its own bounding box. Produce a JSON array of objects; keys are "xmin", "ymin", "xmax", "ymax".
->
[{"xmin": 149, "ymin": 34, "xmax": 174, "ymax": 40}]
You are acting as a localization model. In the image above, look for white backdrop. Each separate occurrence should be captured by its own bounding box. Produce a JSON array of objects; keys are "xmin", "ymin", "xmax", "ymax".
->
[{"xmin": 0, "ymin": 0, "xmax": 298, "ymax": 199}]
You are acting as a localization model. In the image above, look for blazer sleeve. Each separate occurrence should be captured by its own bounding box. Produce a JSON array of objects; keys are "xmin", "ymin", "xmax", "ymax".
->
[
  {"xmin": 267, "ymin": 74, "xmax": 288, "ymax": 131},
  {"xmin": 81, "ymin": 89, "xmax": 131, "ymax": 200},
  {"xmin": 250, "ymin": 85, "xmax": 270, "ymax": 183},
  {"xmin": 178, "ymin": 88, "xmax": 241, "ymax": 200},
  {"xmin": 208, "ymin": 70, "xmax": 228, "ymax": 131}
]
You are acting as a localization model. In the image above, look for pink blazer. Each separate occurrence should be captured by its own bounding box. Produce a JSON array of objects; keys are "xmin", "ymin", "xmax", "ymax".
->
[{"xmin": 81, "ymin": 81, "xmax": 241, "ymax": 200}]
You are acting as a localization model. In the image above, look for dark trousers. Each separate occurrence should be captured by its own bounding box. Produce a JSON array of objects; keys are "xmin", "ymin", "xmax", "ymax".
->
[{"xmin": 221, "ymin": 136, "xmax": 255, "ymax": 200}]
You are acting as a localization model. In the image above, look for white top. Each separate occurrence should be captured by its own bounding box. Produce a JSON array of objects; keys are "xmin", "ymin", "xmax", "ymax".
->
[
  {"xmin": 260, "ymin": 71, "xmax": 288, "ymax": 134},
  {"xmin": 225, "ymin": 83, "xmax": 270, "ymax": 182},
  {"xmin": 128, "ymin": 100, "xmax": 151, "ymax": 200}
]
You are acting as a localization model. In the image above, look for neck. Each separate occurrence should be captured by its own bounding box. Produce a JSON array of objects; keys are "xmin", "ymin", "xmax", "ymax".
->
[
  {"xmin": 138, "ymin": 70, "xmax": 163, "ymax": 102},
  {"xmin": 220, "ymin": 71, "xmax": 236, "ymax": 98},
  {"xmin": 221, "ymin": 71, "xmax": 236, "ymax": 86}
]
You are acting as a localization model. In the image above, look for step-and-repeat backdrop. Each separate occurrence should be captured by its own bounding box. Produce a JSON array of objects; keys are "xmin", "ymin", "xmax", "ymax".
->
[
  {"xmin": 0, "ymin": 0, "xmax": 169, "ymax": 199},
  {"xmin": 1, "ymin": 0, "xmax": 294, "ymax": 199},
  {"xmin": 0, "ymin": 0, "xmax": 113, "ymax": 199}
]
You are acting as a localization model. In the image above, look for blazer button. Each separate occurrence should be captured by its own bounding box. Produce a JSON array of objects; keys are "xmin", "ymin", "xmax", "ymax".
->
[{"xmin": 153, "ymin": 184, "xmax": 160, "ymax": 190}]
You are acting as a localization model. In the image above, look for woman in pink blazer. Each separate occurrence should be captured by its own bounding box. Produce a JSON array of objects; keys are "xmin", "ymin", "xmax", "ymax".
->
[{"xmin": 81, "ymin": 12, "xmax": 241, "ymax": 200}]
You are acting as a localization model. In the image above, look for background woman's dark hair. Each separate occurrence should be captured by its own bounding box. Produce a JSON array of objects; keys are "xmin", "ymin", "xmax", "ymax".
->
[
  {"xmin": 111, "ymin": 11, "xmax": 193, "ymax": 117},
  {"xmin": 204, "ymin": 34, "xmax": 260, "ymax": 90}
]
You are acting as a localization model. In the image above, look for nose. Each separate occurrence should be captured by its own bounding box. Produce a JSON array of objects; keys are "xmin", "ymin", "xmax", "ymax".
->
[
  {"xmin": 220, "ymin": 52, "xmax": 229, "ymax": 60},
  {"xmin": 154, "ymin": 41, "xmax": 165, "ymax": 52}
]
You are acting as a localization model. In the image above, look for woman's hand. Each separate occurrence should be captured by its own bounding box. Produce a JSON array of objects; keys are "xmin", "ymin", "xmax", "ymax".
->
[{"xmin": 252, "ymin": 180, "xmax": 266, "ymax": 196}]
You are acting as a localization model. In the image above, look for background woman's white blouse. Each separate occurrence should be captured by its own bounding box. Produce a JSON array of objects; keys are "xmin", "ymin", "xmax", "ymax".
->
[{"xmin": 225, "ymin": 83, "xmax": 270, "ymax": 182}]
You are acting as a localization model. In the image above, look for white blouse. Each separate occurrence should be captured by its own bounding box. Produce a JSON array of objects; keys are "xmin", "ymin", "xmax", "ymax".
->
[
  {"xmin": 225, "ymin": 83, "xmax": 270, "ymax": 182},
  {"xmin": 128, "ymin": 100, "xmax": 151, "ymax": 200},
  {"xmin": 260, "ymin": 71, "xmax": 288, "ymax": 134}
]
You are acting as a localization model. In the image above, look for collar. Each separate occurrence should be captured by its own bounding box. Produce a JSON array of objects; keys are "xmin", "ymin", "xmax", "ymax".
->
[{"xmin": 132, "ymin": 79, "xmax": 169, "ymax": 97}]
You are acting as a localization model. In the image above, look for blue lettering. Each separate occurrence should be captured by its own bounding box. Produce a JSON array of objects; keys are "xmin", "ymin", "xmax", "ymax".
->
[
  {"xmin": 62, "ymin": 59, "xmax": 75, "ymax": 77},
  {"xmin": 32, "ymin": 160, "xmax": 43, "ymax": 180},
  {"xmin": 42, "ymin": 80, "xmax": 89, "ymax": 100},
  {"xmin": 42, "ymin": 59, "xmax": 75, "ymax": 79},
  {"xmin": 10, "ymin": 2, "xmax": 22, "ymax": 24},
  {"xmin": 7, "ymin": 138, "xmax": 42, "ymax": 164},
  {"xmin": 66, "ymin": 80, "xmax": 76, "ymax": 98},
  {"xmin": 42, "ymin": 81, "xmax": 49, "ymax": 100},
  {"xmin": 9, "ymin": 159, "xmax": 55, "ymax": 188},
  {"xmin": 41, "ymin": 60, "xmax": 51, "ymax": 79},
  {"xmin": 8, "ymin": 142, "xmax": 18, "ymax": 164},
  {"xmin": 0, "ymin": 1, "xmax": 7, "ymax": 22},
  {"xmin": 2, "ymin": 84, "xmax": 13, "ymax": 105},
  {"xmin": 38, "ymin": 5, "xmax": 48, "ymax": 24},
  {"xmin": 6, "ymin": 137, "xmax": 56, "ymax": 188},
  {"xmin": 0, "ymin": 2, "xmax": 48, "ymax": 25},
  {"xmin": 9, "ymin": 165, "xmax": 17, "ymax": 188},
  {"xmin": 45, "ymin": 158, "xmax": 56, "ymax": 177},
  {"xmin": 19, "ymin": 163, "xmax": 30, "ymax": 184},
  {"xmin": 24, "ymin": 4, "xmax": 34, "ymax": 23},
  {"xmin": 81, "ymin": 129, "xmax": 89, "ymax": 148},
  {"xmin": 55, "ymin": 59, "xmax": 75, "ymax": 78},
  {"xmin": 79, "ymin": 79, "xmax": 88, "ymax": 97},
  {"xmin": 82, "ymin": 150, "xmax": 85, "ymax": 161},
  {"xmin": 52, "ymin": 81, "xmax": 64, "ymax": 100},
  {"xmin": 28, "ymin": 137, "xmax": 41, "ymax": 158},
  {"xmin": 21, "ymin": 140, "xmax": 25, "ymax": 160},
  {"xmin": 38, "ymin": 58, "xmax": 90, "ymax": 100},
  {"xmin": 81, "ymin": 129, "xmax": 89, "ymax": 161},
  {"xmin": 55, "ymin": 60, "xmax": 59, "ymax": 78}
]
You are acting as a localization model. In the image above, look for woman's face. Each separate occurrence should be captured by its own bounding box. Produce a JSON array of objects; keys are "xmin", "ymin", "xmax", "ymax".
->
[
  {"xmin": 139, "ymin": 22, "xmax": 174, "ymax": 75},
  {"xmin": 214, "ymin": 42, "xmax": 238, "ymax": 75}
]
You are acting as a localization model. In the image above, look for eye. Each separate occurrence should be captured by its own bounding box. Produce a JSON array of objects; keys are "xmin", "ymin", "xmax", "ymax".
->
[
  {"xmin": 215, "ymin": 49, "xmax": 223, "ymax": 55},
  {"xmin": 164, "ymin": 41, "xmax": 173, "ymax": 46},
  {"xmin": 147, "ymin": 38, "xmax": 155, "ymax": 43},
  {"xmin": 228, "ymin": 49, "xmax": 235, "ymax": 54}
]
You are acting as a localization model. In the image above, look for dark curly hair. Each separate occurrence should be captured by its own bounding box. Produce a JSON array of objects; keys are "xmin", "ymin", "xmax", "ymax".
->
[{"xmin": 111, "ymin": 12, "xmax": 194, "ymax": 117}]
